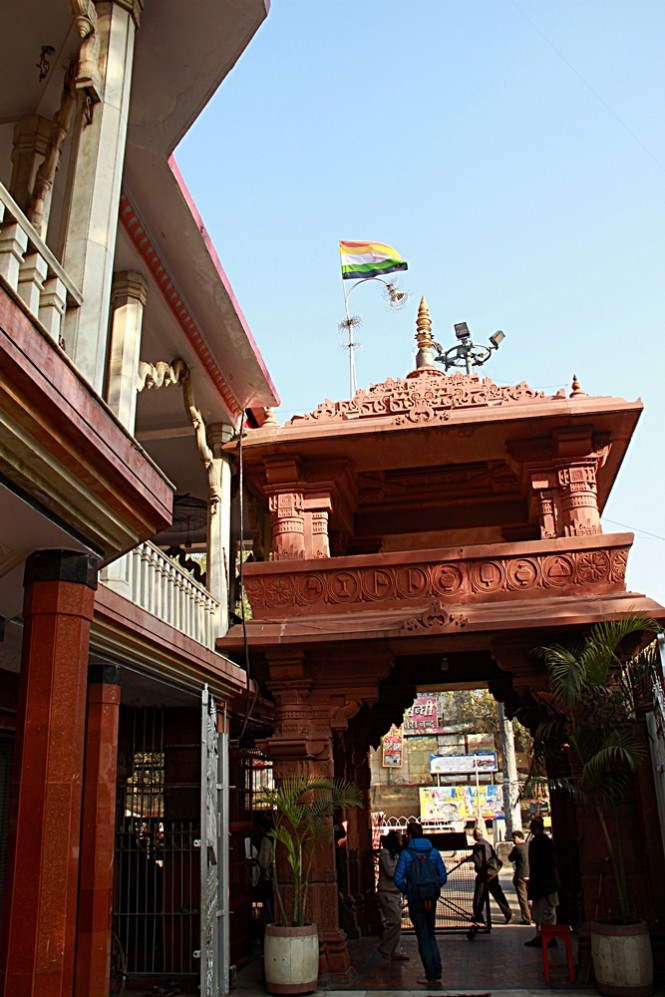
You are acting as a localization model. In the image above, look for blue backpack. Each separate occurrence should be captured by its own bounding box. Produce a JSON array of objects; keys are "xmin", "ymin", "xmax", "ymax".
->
[{"xmin": 409, "ymin": 849, "xmax": 445, "ymax": 902}]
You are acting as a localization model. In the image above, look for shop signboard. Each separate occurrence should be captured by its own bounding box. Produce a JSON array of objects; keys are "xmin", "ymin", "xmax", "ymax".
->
[
  {"xmin": 429, "ymin": 752, "xmax": 497, "ymax": 774},
  {"xmin": 419, "ymin": 784, "xmax": 504, "ymax": 822},
  {"xmin": 381, "ymin": 725, "xmax": 403, "ymax": 767},
  {"xmin": 403, "ymin": 694, "xmax": 445, "ymax": 736}
]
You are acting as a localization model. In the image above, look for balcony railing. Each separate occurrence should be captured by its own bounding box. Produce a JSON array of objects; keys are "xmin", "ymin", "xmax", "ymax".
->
[
  {"xmin": 102, "ymin": 541, "xmax": 220, "ymax": 649},
  {"xmin": 0, "ymin": 181, "xmax": 81, "ymax": 345}
]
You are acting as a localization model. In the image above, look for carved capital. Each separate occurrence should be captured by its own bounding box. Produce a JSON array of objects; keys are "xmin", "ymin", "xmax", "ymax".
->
[
  {"xmin": 110, "ymin": 0, "xmax": 144, "ymax": 29},
  {"xmin": 112, "ymin": 270, "xmax": 148, "ymax": 308}
]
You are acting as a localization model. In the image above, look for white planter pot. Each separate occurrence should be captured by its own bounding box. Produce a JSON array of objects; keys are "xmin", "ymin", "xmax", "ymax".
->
[
  {"xmin": 264, "ymin": 924, "xmax": 319, "ymax": 996},
  {"xmin": 591, "ymin": 920, "xmax": 653, "ymax": 997}
]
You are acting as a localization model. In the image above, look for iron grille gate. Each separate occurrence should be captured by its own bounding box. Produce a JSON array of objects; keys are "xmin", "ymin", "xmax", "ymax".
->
[
  {"xmin": 115, "ymin": 816, "xmax": 200, "ymax": 976},
  {"xmin": 200, "ymin": 686, "xmax": 227, "ymax": 997},
  {"xmin": 114, "ymin": 705, "xmax": 201, "ymax": 983}
]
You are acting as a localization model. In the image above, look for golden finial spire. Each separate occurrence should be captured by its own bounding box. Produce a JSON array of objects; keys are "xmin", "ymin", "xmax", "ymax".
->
[
  {"xmin": 413, "ymin": 296, "xmax": 441, "ymax": 371},
  {"xmin": 416, "ymin": 296, "xmax": 432, "ymax": 341},
  {"xmin": 263, "ymin": 407, "xmax": 278, "ymax": 426}
]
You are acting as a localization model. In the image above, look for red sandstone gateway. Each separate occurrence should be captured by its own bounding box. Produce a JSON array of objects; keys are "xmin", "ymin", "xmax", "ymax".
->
[{"xmin": 219, "ymin": 300, "xmax": 665, "ymax": 983}]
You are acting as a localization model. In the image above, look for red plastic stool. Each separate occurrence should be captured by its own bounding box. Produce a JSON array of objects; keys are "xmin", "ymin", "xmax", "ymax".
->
[{"xmin": 541, "ymin": 924, "xmax": 575, "ymax": 983}]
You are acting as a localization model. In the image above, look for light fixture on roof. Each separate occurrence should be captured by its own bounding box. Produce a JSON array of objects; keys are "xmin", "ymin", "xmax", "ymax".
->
[{"xmin": 435, "ymin": 322, "xmax": 507, "ymax": 376}]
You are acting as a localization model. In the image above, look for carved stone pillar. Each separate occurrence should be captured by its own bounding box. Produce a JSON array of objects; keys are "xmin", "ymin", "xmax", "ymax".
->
[
  {"xmin": 268, "ymin": 491, "xmax": 306, "ymax": 561},
  {"xmin": 62, "ymin": 0, "xmax": 143, "ymax": 392},
  {"xmin": 555, "ymin": 459, "xmax": 603, "ymax": 537},
  {"xmin": 9, "ymin": 117, "xmax": 53, "ymax": 216},
  {"xmin": 207, "ymin": 423, "xmax": 234, "ymax": 632},
  {"xmin": 306, "ymin": 499, "xmax": 332, "ymax": 559},
  {"xmin": 107, "ymin": 270, "xmax": 147, "ymax": 431},
  {"xmin": 257, "ymin": 651, "xmax": 353, "ymax": 984}
]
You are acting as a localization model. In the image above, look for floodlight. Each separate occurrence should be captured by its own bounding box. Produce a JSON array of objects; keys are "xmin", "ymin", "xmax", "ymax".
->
[
  {"xmin": 489, "ymin": 330, "xmax": 505, "ymax": 349},
  {"xmin": 454, "ymin": 322, "xmax": 470, "ymax": 341}
]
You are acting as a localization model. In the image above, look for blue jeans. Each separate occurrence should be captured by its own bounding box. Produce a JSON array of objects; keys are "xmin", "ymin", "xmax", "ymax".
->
[{"xmin": 408, "ymin": 900, "xmax": 442, "ymax": 982}]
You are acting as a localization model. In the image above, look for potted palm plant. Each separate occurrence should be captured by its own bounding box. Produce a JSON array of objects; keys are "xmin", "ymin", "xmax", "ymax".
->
[
  {"xmin": 256, "ymin": 774, "xmax": 363, "ymax": 996},
  {"xmin": 528, "ymin": 615, "xmax": 660, "ymax": 997}
]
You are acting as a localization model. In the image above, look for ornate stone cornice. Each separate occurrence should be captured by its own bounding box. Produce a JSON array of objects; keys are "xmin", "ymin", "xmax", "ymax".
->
[{"xmin": 286, "ymin": 370, "xmax": 550, "ymax": 428}]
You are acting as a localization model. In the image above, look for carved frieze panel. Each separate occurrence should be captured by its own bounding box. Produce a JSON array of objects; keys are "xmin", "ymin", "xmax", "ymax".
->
[
  {"xmin": 243, "ymin": 538, "xmax": 630, "ymax": 620},
  {"xmin": 286, "ymin": 371, "xmax": 547, "ymax": 426}
]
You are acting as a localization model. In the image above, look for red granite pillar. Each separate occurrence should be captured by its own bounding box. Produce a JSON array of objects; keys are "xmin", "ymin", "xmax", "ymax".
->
[
  {"xmin": 0, "ymin": 550, "xmax": 98, "ymax": 997},
  {"xmin": 74, "ymin": 665, "xmax": 121, "ymax": 997}
]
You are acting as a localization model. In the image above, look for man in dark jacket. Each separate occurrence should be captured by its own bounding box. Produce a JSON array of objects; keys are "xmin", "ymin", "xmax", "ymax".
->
[
  {"xmin": 508, "ymin": 829, "xmax": 531, "ymax": 923},
  {"xmin": 468, "ymin": 826, "xmax": 514, "ymax": 924},
  {"xmin": 524, "ymin": 817, "xmax": 559, "ymax": 947},
  {"xmin": 394, "ymin": 822, "xmax": 447, "ymax": 988}
]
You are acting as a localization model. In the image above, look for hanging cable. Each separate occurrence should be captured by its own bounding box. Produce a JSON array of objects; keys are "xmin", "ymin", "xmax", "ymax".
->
[{"xmin": 235, "ymin": 410, "xmax": 260, "ymax": 744}]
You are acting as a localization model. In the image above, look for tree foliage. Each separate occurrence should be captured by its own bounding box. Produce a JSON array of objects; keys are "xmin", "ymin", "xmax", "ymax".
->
[{"xmin": 440, "ymin": 689, "xmax": 532, "ymax": 752}]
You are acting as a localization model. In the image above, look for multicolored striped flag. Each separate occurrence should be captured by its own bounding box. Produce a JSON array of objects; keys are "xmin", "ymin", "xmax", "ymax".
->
[{"xmin": 339, "ymin": 241, "xmax": 408, "ymax": 280}]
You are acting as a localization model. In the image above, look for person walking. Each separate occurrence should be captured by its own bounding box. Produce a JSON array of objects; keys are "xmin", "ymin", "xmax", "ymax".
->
[
  {"xmin": 469, "ymin": 826, "xmax": 514, "ymax": 925},
  {"xmin": 508, "ymin": 829, "xmax": 531, "ymax": 924},
  {"xmin": 524, "ymin": 817, "xmax": 559, "ymax": 947},
  {"xmin": 376, "ymin": 832, "xmax": 409, "ymax": 962},
  {"xmin": 394, "ymin": 822, "xmax": 447, "ymax": 989}
]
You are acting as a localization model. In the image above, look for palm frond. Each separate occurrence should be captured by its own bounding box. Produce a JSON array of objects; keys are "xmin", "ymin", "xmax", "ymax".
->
[
  {"xmin": 257, "ymin": 774, "xmax": 362, "ymax": 927},
  {"xmin": 535, "ymin": 643, "xmax": 586, "ymax": 708},
  {"xmin": 532, "ymin": 617, "xmax": 660, "ymax": 922}
]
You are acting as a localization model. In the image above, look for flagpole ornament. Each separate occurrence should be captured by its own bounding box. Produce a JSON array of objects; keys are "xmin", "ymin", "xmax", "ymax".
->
[{"xmin": 338, "ymin": 241, "xmax": 409, "ymax": 398}]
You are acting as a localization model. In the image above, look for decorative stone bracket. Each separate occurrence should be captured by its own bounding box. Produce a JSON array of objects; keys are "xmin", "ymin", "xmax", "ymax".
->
[{"xmin": 137, "ymin": 358, "xmax": 222, "ymax": 514}]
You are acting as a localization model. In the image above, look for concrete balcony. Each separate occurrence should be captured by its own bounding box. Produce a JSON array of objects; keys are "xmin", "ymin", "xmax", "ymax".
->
[
  {"xmin": 0, "ymin": 181, "xmax": 81, "ymax": 345},
  {"xmin": 101, "ymin": 541, "xmax": 220, "ymax": 650}
]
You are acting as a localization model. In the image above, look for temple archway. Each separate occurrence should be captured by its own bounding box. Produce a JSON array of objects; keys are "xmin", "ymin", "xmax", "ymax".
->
[{"xmin": 219, "ymin": 301, "xmax": 665, "ymax": 981}]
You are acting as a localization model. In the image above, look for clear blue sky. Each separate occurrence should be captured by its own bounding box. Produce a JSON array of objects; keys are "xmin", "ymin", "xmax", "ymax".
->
[{"xmin": 176, "ymin": 0, "xmax": 665, "ymax": 607}]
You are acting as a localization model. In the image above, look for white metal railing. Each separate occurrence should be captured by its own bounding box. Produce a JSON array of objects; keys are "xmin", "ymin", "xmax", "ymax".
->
[
  {"xmin": 102, "ymin": 541, "xmax": 220, "ymax": 649},
  {"xmin": 0, "ymin": 181, "xmax": 81, "ymax": 345}
]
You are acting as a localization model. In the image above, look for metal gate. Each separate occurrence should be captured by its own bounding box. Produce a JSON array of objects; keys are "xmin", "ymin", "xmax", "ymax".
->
[
  {"xmin": 114, "ymin": 706, "xmax": 202, "ymax": 985},
  {"xmin": 374, "ymin": 818, "xmax": 491, "ymax": 935},
  {"xmin": 115, "ymin": 816, "xmax": 200, "ymax": 975},
  {"xmin": 200, "ymin": 686, "xmax": 227, "ymax": 997}
]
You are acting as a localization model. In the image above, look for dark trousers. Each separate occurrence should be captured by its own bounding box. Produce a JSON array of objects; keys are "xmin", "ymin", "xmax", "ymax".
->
[
  {"xmin": 514, "ymin": 876, "xmax": 531, "ymax": 921},
  {"xmin": 408, "ymin": 900, "xmax": 442, "ymax": 982},
  {"xmin": 473, "ymin": 874, "xmax": 512, "ymax": 923}
]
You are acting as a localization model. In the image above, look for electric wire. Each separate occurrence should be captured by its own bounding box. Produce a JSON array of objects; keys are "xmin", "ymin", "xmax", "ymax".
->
[
  {"xmin": 511, "ymin": 0, "xmax": 664, "ymax": 173},
  {"xmin": 601, "ymin": 518, "xmax": 665, "ymax": 542},
  {"xmin": 235, "ymin": 411, "xmax": 260, "ymax": 745}
]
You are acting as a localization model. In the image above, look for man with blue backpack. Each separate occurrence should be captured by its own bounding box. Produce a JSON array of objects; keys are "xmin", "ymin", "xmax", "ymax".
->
[{"xmin": 394, "ymin": 822, "xmax": 448, "ymax": 988}]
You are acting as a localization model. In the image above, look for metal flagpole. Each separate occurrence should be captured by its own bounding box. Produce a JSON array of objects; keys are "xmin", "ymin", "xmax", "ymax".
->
[
  {"xmin": 338, "ymin": 244, "xmax": 409, "ymax": 400},
  {"xmin": 342, "ymin": 283, "xmax": 358, "ymax": 398}
]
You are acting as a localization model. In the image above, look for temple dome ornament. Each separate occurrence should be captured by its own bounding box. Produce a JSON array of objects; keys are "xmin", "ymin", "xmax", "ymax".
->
[{"xmin": 410, "ymin": 296, "xmax": 445, "ymax": 375}]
